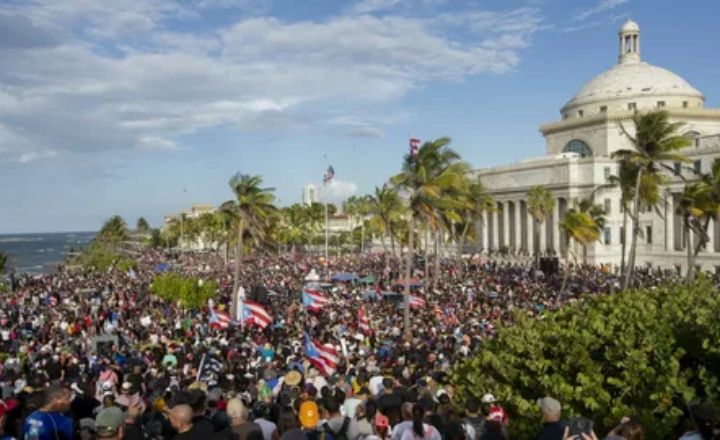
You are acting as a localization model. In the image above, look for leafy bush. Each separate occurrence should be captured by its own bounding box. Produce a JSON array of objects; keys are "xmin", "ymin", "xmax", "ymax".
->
[
  {"xmin": 150, "ymin": 272, "xmax": 218, "ymax": 309},
  {"xmin": 451, "ymin": 277, "xmax": 720, "ymax": 439},
  {"xmin": 77, "ymin": 243, "xmax": 136, "ymax": 272}
]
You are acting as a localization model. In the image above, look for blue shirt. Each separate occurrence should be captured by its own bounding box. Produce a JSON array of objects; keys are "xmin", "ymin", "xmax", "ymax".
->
[{"xmin": 22, "ymin": 411, "xmax": 74, "ymax": 440}]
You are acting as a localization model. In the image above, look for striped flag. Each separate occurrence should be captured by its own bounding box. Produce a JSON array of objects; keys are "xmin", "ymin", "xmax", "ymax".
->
[
  {"xmin": 304, "ymin": 332, "xmax": 339, "ymax": 376},
  {"xmin": 242, "ymin": 301, "xmax": 273, "ymax": 329},
  {"xmin": 209, "ymin": 309, "xmax": 233, "ymax": 329},
  {"xmin": 323, "ymin": 165, "xmax": 335, "ymax": 184},
  {"xmin": 303, "ymin": 288, "xmax": 329, "ymax": 312},
  {"xmin": 409, "ymin": 295, "xmax": 426, "ymax": 308},
  {"xmin": 409, "ymin": 138, "xmax": 421, "ymax": 156},
  {"xmin": 358, "ymin": 306, "xmax": 371, "ymax": 334}
]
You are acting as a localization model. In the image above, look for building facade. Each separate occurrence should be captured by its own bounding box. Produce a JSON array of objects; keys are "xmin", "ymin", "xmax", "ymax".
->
[
  {"xmin": 303, "ymin": 184, "xmax": 320, "ymax": 206},
  {"xmin": 476, "ymin": 21, "xmax": 720, "ymax": 272}
]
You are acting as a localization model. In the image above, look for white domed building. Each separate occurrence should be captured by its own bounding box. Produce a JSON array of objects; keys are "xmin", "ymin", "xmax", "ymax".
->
[{"xmin": 476, "ymin": 20, "xmax": 720, "ymax": 272}]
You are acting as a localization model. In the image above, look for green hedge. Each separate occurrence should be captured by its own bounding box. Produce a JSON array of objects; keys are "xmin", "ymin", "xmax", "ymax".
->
[
  {"xmin": 76, "ymin": 243, "xmax": 137, "ymax": 272},
  {"xmin": 150, "ymin": 272, "xmax": 218, "ymax": 309},
  {"xmin": 451, "ymin": 277, "xmax": 720, "ymax": 439}
]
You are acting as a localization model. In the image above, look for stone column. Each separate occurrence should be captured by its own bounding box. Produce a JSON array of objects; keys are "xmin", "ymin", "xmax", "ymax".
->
[
  {"xmin": 502, "ymin": 201, "xmax": 511, "ymax": 251},
  {"xmin": 553, "ymin": 200, "xmax": 561, "ymax": 254},
  {"xmin": 707, "ymin": 218, "xmax": 714, "ymax": 254}
]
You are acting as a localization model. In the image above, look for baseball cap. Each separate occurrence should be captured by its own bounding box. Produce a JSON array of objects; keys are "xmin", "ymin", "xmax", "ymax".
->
[
  {"xmin": 537, "ymin": 397, "xmax": 561, "ymax": 416},
  {"xmin": 481, "ymin": 393, "xmax": 496, "ymax": 404},
  {"xmin": 95, "ymin": 407, "xmax": 125, "ymax": 438},
  {"xmin": 79, "ymin": 418, "xmax": 96, "ymax": 432},
  {"xmin": 299, "ymin": 401, "xmax": 319, "ymax": 429}
]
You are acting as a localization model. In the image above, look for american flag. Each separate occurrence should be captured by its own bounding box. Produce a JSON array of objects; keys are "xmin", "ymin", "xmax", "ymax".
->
[
  {"xmin": 304, "ymin": 332, "xmax": 339, "ymax": 376},
  {"xmin": 409, "ymin": 138, "xmax": 421, "ymax": 156},
  {"xmin": 358, "ymin": 306, "xmax": 371, "ymax": 334},
  {"xmin": 209, "ymin": 309, "xmax": 233, "ymax": 329}
]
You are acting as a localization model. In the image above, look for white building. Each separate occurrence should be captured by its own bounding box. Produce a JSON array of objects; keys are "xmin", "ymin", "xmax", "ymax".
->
[
  {"xmin": 476, "ymin": 20, "xmax": 720, "ymax": 272},
  {"xmin": 302, "ymin": 184, "xmax": 319, "ymax": 206}
]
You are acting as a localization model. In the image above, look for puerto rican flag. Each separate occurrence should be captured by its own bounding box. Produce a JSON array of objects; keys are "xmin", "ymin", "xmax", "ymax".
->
[
  {"xmin": 409, "ymin": 138, "xmax": 421, "ymax": 156},
  {"xmin": 209, "ymin": 309, "xmax": 233, "ymax": 329},
  {"xmin": 409, "ymin": 295, "xmax": 426, "ymax": 308},
  {"xmin": 304, "ymin": 332, "xmax": 339, "ymax": 376},
  {"xmin": 358, "ymin": 306, "xmax": 372, "ymax": 334},
  {"xmin": 241, "ymin": 301, "xmax": 273, "ymax": 329},
  {"xmin": 47, "ymin": 294, "xmax": 58, "ymax": 307},
  {"xmin": 303, "ymin": 288, "xmax": 329, "ymax": 312}
]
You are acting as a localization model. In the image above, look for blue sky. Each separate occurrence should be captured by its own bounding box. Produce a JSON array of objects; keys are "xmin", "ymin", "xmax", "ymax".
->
[{"xmin": 0, "ymin": 0, "xmax": 718, "ymax": 233}]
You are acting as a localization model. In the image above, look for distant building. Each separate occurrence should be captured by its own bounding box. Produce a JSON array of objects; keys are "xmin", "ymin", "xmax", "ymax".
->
[{"xmin": 303, "ymin": 184, "xmax": 319, "ymax": 206}]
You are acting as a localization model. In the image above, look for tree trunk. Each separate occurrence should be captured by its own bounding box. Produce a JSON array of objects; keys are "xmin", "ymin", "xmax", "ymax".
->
[
  {"xmin": 433, "ymin": 230, "xmax": 440, "ymax": 291},
  {"xmin": 620, "ymin": 208, "xmax": 628, "ymax": 276},
  {"xmin": 231, "ymin": 220, "xmax": 244, "ymax": 319},
  {"xmin": 582, "ymin": 244, "xmax": 587, "ymax": 266},
  {"xmin": 685, "ymin": 218, "xmax": 694, "ymax": 285},
  {"xmin": 623, "ymin": 168, "xmax": 643, "ymax": 291},
  {"xmin": 686, "ymin": 217, "xmax": 710, "ymax": 285},
  {"xmin": 403, "ymin": 216, "xmax": 415, "ymax": 340},
  {"xmin": 424, "ymin": 228, "xmax": 429, "ymax": 283},
  {"xmin": 390, "ymin": 229, "xmax": 396, "ymax": 256},
  {"xmin": 457, "ymin": 223, "xmax": 470, "ymax": 278}
]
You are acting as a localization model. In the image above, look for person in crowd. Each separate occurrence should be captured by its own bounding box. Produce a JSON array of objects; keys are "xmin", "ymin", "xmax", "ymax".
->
[
  {"xmin": 536, "ymin": 397, "xmax": 565, "ymax": 440},
  {"xmin": 94, "ymin": 408, "xmax": 125, "ymax": 440},
  {"xmin": 22, "ymin": 385, "xmax": 74, "ymax": 440},
  {"xmin": 400, "ymin": 404, "xmax": 440, "ymax": 440},
  {"xmin": 679, "ymin": 403, "xmax": 719, "ymax": 440}
]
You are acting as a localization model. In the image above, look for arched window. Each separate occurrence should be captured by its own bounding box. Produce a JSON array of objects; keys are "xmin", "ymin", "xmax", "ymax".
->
[
  {"xmin": 684, "ymin": 131, "xmax": 701, "ymax": 148},
  {"xmin": 563, "ymin": 139, "xmax": 593, "ymax": 157}
]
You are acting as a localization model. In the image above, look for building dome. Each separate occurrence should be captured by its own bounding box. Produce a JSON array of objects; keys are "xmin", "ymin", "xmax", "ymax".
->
[
  {"xmin": 561, "ymin": 20, "xmax": 704, "ymax": 116},
  {"xmin": 620, "ymin": 19, "xmax": 639, "ymax": 32},
  {"xmin": 562, "ymin": 62, "xmax": 704, "ymax": 113}
]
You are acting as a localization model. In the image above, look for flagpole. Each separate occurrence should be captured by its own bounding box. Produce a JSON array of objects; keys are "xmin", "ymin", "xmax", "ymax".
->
[
  {"xmin": 325, "ymin": 202, "xmax": 329, "ymax": 270},
  {"xmin": 196, "ymin": 352, "xmax": 207, "ymax": 381}
]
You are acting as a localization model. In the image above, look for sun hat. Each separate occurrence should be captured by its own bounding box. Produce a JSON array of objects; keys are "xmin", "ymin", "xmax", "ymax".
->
[{"xmin": 285, "ymin": 370, "xmax": 302, "ymax": 387}]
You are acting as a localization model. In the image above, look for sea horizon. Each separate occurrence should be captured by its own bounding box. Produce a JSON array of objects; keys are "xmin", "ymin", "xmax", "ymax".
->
[{"xmin": 0, "ymin": 231, "xmax": 97, "ymax": 274}]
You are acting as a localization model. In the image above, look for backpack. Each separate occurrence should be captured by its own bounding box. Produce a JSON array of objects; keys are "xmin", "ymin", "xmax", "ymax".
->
[{"xmin": 322, "ymin": 417, "xmax": 351, "ymax": 440}]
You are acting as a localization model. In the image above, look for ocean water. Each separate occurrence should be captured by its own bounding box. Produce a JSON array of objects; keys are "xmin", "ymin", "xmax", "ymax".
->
[{"xmin": 0, "ymin": 231, "xmax": 96, "ymax": 274}]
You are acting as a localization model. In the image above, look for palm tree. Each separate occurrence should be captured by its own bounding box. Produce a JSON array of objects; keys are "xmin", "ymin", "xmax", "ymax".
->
[
  {"xmin": 562, "ymin": 197, "xmax": 606, "ymax": 265},
  {"xmin": 136, "ymin": 217, "xmax": 150, "ymax": 233},
  {"xmin": 450, "ymin": 176, "xmax": 495, "ymax": 273},
  {"xmin": 0, "ymin": 252, "xmax": 8, "ymax": 275},
  {"xmin": 225, "ymin": 173, "xmax": 277, "ymax": 317},
  {"xmin": 605, "ymin": 159, "xmax": 639, "ymax": 276},
  {"xmin": 391, "ymin": 137, "xmax": 469, "ymax": 339},
  {"xmin": 368, "ymin": 185, "xmax": 405, "ymax": 254},
  {"xmin": 527, "ymin": 186, "xmax": 556, "ymax": 269},
  {"xmin": 612, "ymin": 110, "xmax": 690, "ymax": 289},
  {"xmin": 97, "ymin": 215, "xmax": 129, "ymax": 248},
  {"xmin": 676, "ymin": 158, "xmax": 720, "ymax": 284}
]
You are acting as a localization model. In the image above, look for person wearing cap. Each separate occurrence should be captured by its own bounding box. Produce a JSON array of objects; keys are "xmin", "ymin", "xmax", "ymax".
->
[
  {"xmin": 94, "ymin": 407, "xmax": 124, "ymax": 440},
  {"xmin": 22, "ymin": 385, "xmax": 74, "ymax": 440},
  {"xmin": 536, "ymin": 397, "xmax": 565, "ymax": 440},
  {"xmin": 78, "ymin": 418, "xmax": 95, "ymax": 440}
]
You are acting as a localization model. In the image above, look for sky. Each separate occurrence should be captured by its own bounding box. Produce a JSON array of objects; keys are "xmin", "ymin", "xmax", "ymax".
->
[{"xmin": 0, "ymin": 0, "xmax": 719, "ymax": 234}]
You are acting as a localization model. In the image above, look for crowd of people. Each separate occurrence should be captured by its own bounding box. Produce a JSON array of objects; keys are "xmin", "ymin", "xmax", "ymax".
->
[{"xmin": 0, "ymin": 249, "xmax": 717, "ymax": 440}]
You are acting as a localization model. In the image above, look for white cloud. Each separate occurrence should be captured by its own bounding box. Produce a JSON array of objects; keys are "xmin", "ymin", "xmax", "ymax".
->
[
  {"xmin": 137, "ymin": 136, "xmax": 178, "ymax": 150},
  {"xmin": 0, "ymin": 1, "xmax": 542, "ymax": 162},
  {"xmin": 576, "ymin": 0, "xmax": 629, "ymax": 21},
  {"xmin": 351, "ymin": 0, "xmax": 404, "ymax": 14},
  {"xmin": 320, "ymin": 180, "xmax": 359, "ymax": 202}
]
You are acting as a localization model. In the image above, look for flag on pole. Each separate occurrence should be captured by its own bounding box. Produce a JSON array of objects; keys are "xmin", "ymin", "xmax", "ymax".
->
[
  {"xmin": 197, "ymin": 352, "xmax": 224, "ymax": 386},
  {"xmin": 409, "ymin": 138, "xmax": 421, "ymax": 156},
  {"xmin": 209, "ymin": 309, "xmax": 233, "ymax": 329},
  {"xmin": 358, "ymin": 306, "xmax": 371, "ymax": 334},
  {"xmin": 241, "ymin": 301, "xmax": 273, "ymax": 329},
  {"xmin": 323, "ymin": 165, "xmax": 335, "ymax": 184},
  {"xmin": 409, "ymin": 295, "xmax": 426, "ymax": 308},
  {"xmin": 303, "ymin": 288, "xmax": 329, "ymax": 312},
  {"xmin": 304, "ymin": 332, "xmax": 339, "ymax": 376}
]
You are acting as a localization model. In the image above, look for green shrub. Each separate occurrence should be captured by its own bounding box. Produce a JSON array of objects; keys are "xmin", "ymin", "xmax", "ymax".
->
[
  {"xmin": 150, "ymin": 272, "xmax": 218, "ymax": 310},
  {"xmin": 451, "ymin": 277, "xmax": 720, "ymax": 439},
  {"xmin": 77, "ymin": 243, "xmax": 136, "ymax": 272}
]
